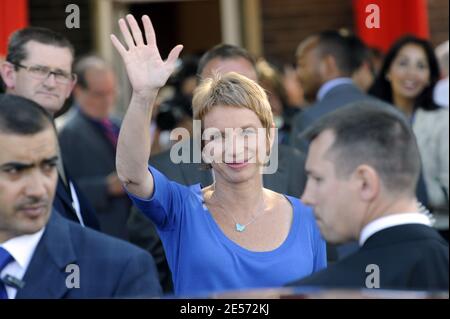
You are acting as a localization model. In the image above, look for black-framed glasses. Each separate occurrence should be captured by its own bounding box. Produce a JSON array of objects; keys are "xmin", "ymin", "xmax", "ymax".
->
[{"xmin": 11, "ymin": 62, "xmax": 76, "ymax": 85}]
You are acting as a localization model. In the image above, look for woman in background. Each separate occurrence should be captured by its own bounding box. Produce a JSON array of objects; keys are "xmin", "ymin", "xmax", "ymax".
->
[{"xmin": 369, "ymin": 36, "xmax": 449, "ymax": 240}]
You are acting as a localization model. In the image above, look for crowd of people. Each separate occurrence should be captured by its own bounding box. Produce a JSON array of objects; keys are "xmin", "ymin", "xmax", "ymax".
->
[{"xmin": 0, "ymin": 13, "xmax": 448, "ymax": 298}]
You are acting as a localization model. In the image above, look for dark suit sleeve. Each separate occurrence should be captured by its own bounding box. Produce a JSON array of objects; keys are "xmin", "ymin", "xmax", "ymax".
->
[
  {"xmin": 313, "ymin": 224, "xmax": 328, "ymax": 272},
  {"xmin": 74, "ymin": 176, "xmax": 109, "ymax": 211},
  {"xmin": 289, "ymin": 111, "xmax": 312, "ymax": 153},
  {"xmin": 58, "ymin": 129, "xmax": 110, "ymax": 212},
  {"xmin": 149, "ymin": 152, "xmax": 188, "ymax": 185},
  {"xmin": 407, "ymin": 245, "xmax": 449, "ymax": 290},
  {"xmin": 70, "ymin": 180, "xmax": 101, "ymax": 230},
  {"xmin": 286, "ymin": 148, "xmax": 307, "ymax": 197},
  {"xmin": 113, "ymin": 249, "xmax": 163, "ymax": 298},
  {"xmin": 127, "ymin": 207, "xmax": 173, "ymax": 293}
]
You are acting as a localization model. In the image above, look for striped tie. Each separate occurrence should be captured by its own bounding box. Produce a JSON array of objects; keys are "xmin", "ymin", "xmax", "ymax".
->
[
  {"xmin": 0, "ymin": 247, "xmax": 14, "ymax": 299},
  {"xmin": 100, "ymin": 118, "xmax": 119, "ymax": 149}
]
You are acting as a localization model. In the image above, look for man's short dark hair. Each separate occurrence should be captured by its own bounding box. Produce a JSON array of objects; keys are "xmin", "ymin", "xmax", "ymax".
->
[
  {"xmin": 6, "ymin": 27, "xmax": 75, "ymax": 69},
  {"xmin": 197, "ymin": 44, "xmax": 256, "ymax": 76},
  {"xmin": 0, "ymin": 94, "xmax": 55, "ymax": 135},
  {"xmin": 73, "ymin": 55, "xmax": 110, "ymax": 90},
  {"xmin": 304, "ymin": 101, "xmax": 421, "ymax": 196},
  {"xmin": 313, "ymin": 31, "xmax": 357, "ymax": 76},
  {"xmin": 345, "ymin": 34, "xmax": 374, "ymax": 75}
]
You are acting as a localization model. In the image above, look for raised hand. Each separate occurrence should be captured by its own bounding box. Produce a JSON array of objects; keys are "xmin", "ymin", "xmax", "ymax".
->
[{"xmin": 110, "ymin": 14, "xmax": 183, "ymax": 95}]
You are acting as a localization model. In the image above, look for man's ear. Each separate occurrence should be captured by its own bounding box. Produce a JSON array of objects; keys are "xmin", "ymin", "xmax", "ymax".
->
[
  {"xmin": 320, "ymin": 55, "xmax": 339, "ymax": 80},
  {"xmin": 318, "ymin": 57, "xmax": 328, "ymax": 79},
  {"xmin": 260, "ymin": 123, "xmax": 276, "ymax": 170},
  {"xmin": 65, "ymin": 74, "xmax": 77, "ymax": 98},
  {"xmin": 353, "ymin": 164, "xmax": 380, "ymax": 202},
  {"xmin": 385, "ymin": 69, "xmax": 392, "ymax": 82},
  {"xmin": 73, "ymin": 83, "xmax": 83, "ymax": 98},
  {"xmin": 0, "ymin": 61, "xmax": 17, "ymax": 90},
  {"xmin": 266, "ymin": 122, "xmax": 276, "ymax": 155},
  {"xmin": 269, "ymin": 122, "xmax": 276, "ymax": 146}
]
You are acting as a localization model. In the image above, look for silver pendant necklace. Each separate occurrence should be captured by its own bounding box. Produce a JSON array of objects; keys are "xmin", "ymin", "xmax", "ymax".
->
[
  {"xmin": 211, "ymin": 192, "xmax": 268, "ymax": 232},
  {"xmin": 232, "ymin": 214, "xmax": 263, "ymax": 232}
]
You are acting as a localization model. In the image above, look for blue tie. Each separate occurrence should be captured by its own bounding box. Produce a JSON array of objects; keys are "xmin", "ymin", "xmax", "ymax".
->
[{"xmin": 0, "ymin": 247, "xmax": 14, "ymax": 299}]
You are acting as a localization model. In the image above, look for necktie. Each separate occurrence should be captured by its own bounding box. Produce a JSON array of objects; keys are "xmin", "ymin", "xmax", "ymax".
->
[
  {"xmin": 0, "ymin": 247, "xmax": 14, "ymax": 299},
  {"xmin": 100, "ymin": 118, "xmax": 119, "ymax": 149}
]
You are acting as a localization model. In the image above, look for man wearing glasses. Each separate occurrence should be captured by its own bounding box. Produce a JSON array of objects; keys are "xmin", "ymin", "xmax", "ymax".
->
[{"xmin": 0, "ymin": 27, "xmax": 100, "ymax": 230}]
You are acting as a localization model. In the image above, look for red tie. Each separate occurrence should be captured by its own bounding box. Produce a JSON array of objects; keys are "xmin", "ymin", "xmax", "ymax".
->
[{"xmin": 101, "ymin": 119, "xmax": 118, "ymax": 149}]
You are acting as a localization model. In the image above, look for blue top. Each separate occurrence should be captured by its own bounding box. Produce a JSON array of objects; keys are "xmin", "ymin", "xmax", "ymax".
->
[{"xmin": 128, "ymin": 166, "xmax": 327, "ymax": 296}]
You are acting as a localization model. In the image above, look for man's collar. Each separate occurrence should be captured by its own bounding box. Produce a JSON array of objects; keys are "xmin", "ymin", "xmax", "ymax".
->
[
  {"xmin": 359, "ymin": 213, "xmax": 431, "ymax": 246},
  {"xmin": 1, "ymin": 228, "xmax": 45, "ymax": 269},
  {"xmin": 317, "ymin": 77, "xmax": 354, "ymax": 101}
]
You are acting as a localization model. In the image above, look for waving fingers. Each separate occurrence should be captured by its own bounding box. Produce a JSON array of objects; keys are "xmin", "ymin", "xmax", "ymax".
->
[
  {"xmin": 110, "ymin": 34, "xmax": 127, "ymax": 59},
  {"xmin": 142, "ymin": 15, "xmax": 156, "ymax": 47},
  {"xmin": 118, "ymin": 18, "xmax": 135, "ymax": 50},
  {"xmin": 126, "ymin": 14, "xmax": 144, "ymax": 46},
  {"xmin": 166, "ymin": 44, "xmax": 184, "ymax": 70}
]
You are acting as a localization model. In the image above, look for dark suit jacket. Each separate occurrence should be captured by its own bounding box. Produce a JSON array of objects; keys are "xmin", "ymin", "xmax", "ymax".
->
[
  {"xmin": 290, "ymin": 82, "xmax": 373, "ymax": 152},
  {"xmin": 288, "ymin": 224, "xmax": 449, "ymax": 290},
  {"xmin": 53, "ymin": 174, "xmax": 100, "ymax": 231},
  {"xmin": 16, "ymin": 212, "xmax": 162, "ymax": 299},
  {"xmin": 59, "ymin": 109, "xmax": 132, "ymax": 240}
]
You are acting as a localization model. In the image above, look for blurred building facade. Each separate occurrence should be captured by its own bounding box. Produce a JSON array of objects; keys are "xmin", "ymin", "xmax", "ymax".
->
[{"xmin": 1, "ymin": 0, "xmax": 448, "ymax": 110}]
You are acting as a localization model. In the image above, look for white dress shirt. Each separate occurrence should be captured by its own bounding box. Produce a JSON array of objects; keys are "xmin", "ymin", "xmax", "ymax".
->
[
  {"xmin": 69, "ymin": 182, "xmax": 85, "ymax": 226},
  {"xmin": 0, "ymin": 228, "xmax": 45, "ymax": 299},
  {"xmin": 433, "ymin": 77, "xmax": 449, "ymax": 108},
  {"xmin": 316, "ymin": 77, "xmax": 354, "ymax": 101},
  {"xmin": 57, "ymin": 147, "xmax": 84, "ymax": 227},
  {"xmin": 359, "ymin": 213, "xmax": 432, "ymax": 246}
]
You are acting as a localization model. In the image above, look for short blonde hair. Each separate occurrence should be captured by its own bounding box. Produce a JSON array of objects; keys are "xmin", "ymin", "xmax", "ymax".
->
[{"xmin": 192, "ymin": 72, "xmax": 273, "ymax": 136}]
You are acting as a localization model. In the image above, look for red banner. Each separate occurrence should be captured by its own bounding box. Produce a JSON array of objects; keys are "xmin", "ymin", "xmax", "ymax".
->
[
  {"xmin": 0, "ymin": 0, "xmax": 28, "ymax": 58},
  {"xmin": 353, "ymin": 0, "xmax": 429, "ymax": 52}
]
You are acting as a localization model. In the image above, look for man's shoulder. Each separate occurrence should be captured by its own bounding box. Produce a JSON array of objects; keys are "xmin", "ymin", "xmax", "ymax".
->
[
  {"xmin": 59, "ymin": 110, "xmax": 88, "ymax": 134},
  {"xmin": 293, "ymin": 93, "xmax": 347, "ymax": 124},
  {"xmin": 278, "ymin": 143, "xmax": 303, "ymax": 158},
  {"xmin": 29, "ymin": 213, "xmax": 161, "ymax": 298},
  {"xmin": 358, "ymin": 224, "xmax": 448, "ymax": 268},
  {"xmin": 55, "ymin": 215, "xmax": 150, "ymax": 262},
  {"xmin": 149, "ymin": 148, "xmax": 184, "ymax": 180},
  {"xmin": 365, "ymin": 224, "xmax": 447, "ymax": 248},
  {"xmin": 311, "ymin": 93, "xmax": 380, "ymax": 123},
  {"xmin": 288, "ymin": 254, "xmax": 361, "ymax": 287},
  {"xmin": 416, "ymin": 107, "xmax": 449, "ymax": 125},
  {"xmin": 149, "ymin": 148, "xmax": 173, "ymax": 165},
  {"xmin": 149, "ymin": 142, "xmax": 207, "ymax": 184},
  {"xmin": 318, "ymin": 89, "xmax": 369, "ymax": 110},
  {"xmin": 290, "ymin": 225, "xmax": 449, "ymax": 289}
]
